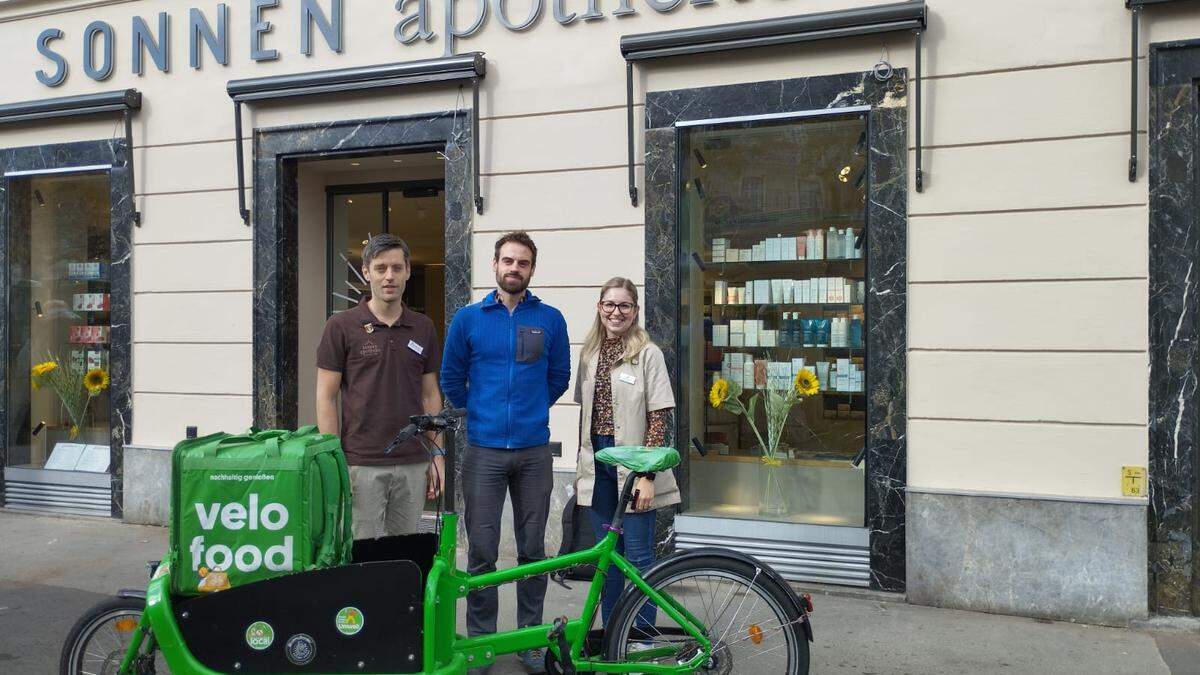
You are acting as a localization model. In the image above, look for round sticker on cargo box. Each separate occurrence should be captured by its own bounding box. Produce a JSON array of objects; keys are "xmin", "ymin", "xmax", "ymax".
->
[
  {"xmin": 245, "ymin": 621, "xmax": 274, "ymax": 650},
  {"xmin": 335, "ymin": 606, "xmax": 364, "ymax": 635}
]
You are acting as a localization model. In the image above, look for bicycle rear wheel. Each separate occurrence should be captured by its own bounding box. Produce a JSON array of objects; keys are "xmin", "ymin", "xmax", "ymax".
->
[
  {"xmin": 603, "ymin": 553, "xmax": 809, "ymax": 674},
  {"xmin": 60, "ymin": 596, "xmax": 165, "ymax": 675}
]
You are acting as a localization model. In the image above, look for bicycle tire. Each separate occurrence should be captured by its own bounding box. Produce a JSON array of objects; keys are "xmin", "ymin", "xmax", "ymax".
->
[
  {"xmin": 60, "ymin": 595, "xmax": 161, "ymax": 675},
  {"xmin": 603, "ymin": 553, "xmax": 810, "ymax": 674}
]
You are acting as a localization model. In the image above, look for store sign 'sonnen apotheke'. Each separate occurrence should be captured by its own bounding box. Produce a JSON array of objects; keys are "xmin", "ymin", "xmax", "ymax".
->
[{"xmin": 33, "ymin": 0, "xmax": 721, "ymax": 87}]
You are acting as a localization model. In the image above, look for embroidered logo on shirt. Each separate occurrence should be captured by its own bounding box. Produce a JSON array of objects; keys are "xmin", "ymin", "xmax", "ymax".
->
[
  {"xmin": 359, "ymin": 341, "xmax": 381, "ymax": 358},
  {"xmin": 363, "ymin": 323, "xmax": 375, "ymax": 334}
]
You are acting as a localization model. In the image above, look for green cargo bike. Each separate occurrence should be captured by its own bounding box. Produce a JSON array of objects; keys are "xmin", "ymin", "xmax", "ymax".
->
[{"xmin": 60, "ymin": 408, "xmax": 813, "ymax": 674}]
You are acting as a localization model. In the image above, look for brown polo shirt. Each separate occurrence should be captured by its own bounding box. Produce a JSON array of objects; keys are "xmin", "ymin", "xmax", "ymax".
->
[{"xmin": 316, "ymin": 299, "xmax": 442, "ymax": 465}]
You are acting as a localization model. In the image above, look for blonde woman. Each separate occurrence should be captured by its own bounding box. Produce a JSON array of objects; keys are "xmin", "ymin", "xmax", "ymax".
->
[{"xmin": 574, "ymin": 277, "xmax": 679, "ymax": 629}]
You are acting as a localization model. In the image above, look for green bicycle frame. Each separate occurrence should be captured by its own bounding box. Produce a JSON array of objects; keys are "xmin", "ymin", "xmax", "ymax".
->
[
  {"xmin": 118, "ymin": 414, "xmax": 708, "ymax": 674},
  {"xmin": 118, "ymin": 510, "xmax": 712, "ymax": 675}
]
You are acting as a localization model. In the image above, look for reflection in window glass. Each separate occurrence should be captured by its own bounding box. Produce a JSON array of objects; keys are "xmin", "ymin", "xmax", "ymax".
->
[
  {"xmin": 6, "ymin": 172, "xmax": 112, "ymax": 473},
  {"xmin": 681, "ymin": 113, "xmax": 868, "ymax": 527},
  {"xmin": 328, "ymin": 192, "xmax": 383, "ymax": 314}
]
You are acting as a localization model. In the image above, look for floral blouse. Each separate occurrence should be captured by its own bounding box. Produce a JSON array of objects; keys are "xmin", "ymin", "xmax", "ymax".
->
[{"xmin": 591, "ymin": 337, "xmax": 671, "ymax": 446}]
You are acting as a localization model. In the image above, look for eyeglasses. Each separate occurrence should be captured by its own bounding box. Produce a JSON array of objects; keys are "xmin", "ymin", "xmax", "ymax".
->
[{"xmin": 599, "ymin": 301, "xmax": 637, "ymax": 315}]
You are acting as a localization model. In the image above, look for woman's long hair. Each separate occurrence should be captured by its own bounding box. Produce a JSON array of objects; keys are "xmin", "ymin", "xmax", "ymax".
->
[{"xmin": 580, "ymin": 277, "xmax": 651, "ymax": 365}]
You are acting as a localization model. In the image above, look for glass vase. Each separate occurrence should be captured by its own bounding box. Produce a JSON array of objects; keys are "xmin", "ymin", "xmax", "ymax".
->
[{"xmin": 758, "ymin": 457, "xmax": 789, "ymax": 518}]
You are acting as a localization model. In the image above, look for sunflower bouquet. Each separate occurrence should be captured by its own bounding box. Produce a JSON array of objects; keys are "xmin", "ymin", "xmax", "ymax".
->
[
  {"xmin": 709, "ymin": 369, "xmax": 820, "ymax": 466},
  {"xmin": 30, "ymin": 355, "xmax": 110, "ymax": 440}
]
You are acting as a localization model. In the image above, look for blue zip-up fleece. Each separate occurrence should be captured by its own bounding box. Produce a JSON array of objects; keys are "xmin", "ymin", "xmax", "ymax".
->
[{"xmin": 440, "ymin": 290, "xmax": 571, "ymax": 449}]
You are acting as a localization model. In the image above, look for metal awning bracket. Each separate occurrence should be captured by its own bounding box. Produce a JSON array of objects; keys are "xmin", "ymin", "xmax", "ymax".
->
[
  {"xmin": 914, "ymin": 28, "xmax": 924, "ymax": 193},
  {"xmin": 1130, "ymin": 5, "xmax": 1140, "ymax": 182},
  {"xmin": 234, "ymin": 100, "xmax": 250, "ymax": 225},
  {"xmin": 473, "ymin": 77, "xmax": 484, "ymax": 215},
  {"xmin": 123, "ymin": 109, "xmax": 142, "ymax": 226},
  {"xmin": 627, "ymin": 61, "xmax": 638, "ymax": 207}
]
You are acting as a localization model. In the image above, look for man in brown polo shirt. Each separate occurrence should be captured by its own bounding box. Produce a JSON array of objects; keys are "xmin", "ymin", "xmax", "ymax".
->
[{"xmin": 316, "ymin": 233, "xmax": 444, "ymax": 539}]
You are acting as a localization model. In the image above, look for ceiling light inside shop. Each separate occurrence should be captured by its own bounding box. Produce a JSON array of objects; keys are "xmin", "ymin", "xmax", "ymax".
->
[
  {"xmin": 34, "ymin": 189, "xmax": 45, "ymax": 206},
  {"xmin": 350, "ymin": 161, "xmax": 361, "ymax": 167},
  {"xmin": 693, "ymin": 149, "xmax": 708, "ymax": 169},
  {"xmin": 837, "ymin": 166, "xmax": 852, "ymax": 183},
  {"xmin": 693, "ymin": 178, "xmax": 706, "ymax": 199},
  {"xmin": 347, "ymin": 199, "xmax": 354, "ymax": 204},
  {"xmin": 392, "ymin": 159, "xmax": 403, "ymax": 163}
]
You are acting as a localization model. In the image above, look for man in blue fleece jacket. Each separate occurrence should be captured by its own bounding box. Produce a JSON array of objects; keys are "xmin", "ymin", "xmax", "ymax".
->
[{"xmin": 441, "ymin": 231, "xmax": 570, "ymax": 674}]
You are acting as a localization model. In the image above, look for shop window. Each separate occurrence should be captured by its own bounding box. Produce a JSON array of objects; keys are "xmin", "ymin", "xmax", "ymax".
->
[
  {"xmin": 5, "ymin": 171, "xmax": 113, "ymax": 474},
  {"xmin": 681, "ymin": 112, "xmax": 867, "ymax": 527}
]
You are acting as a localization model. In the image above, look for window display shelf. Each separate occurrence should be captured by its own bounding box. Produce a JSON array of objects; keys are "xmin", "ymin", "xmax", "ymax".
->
[
  {"xmin": 710, "ymin": 303, "xmax": 863, "ymax": 310},
  {"xmin": 704, "ymin": 259, "xmax": 864, "ymax": 272},
  {"xmin": 689, "ymin": 453, "xmax": 858, "ymax": 469},
  {"xmin": 708, "ymin": 344, "xmax": 864, "ymax": 355}
]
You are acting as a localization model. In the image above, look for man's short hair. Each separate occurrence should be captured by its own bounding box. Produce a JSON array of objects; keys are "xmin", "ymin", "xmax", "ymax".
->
[
  {"xmin": 362, "ymin": 233, "xmax": 411, "ymax": 267},
  {"xmin": 493, "ymin": 231, "xmax": 538, "ymax": 266}
]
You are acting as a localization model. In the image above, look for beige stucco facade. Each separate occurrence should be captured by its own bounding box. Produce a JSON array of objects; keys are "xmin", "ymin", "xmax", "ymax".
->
[{"xmin": 2, "ymin": 0, "xmax": 1197, "ymax": 619}]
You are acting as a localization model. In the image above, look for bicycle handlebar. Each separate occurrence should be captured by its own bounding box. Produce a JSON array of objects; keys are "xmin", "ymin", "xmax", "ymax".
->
[{"xmin": 383, "ymin": 407, "xmax": 466, "ymax": 455}]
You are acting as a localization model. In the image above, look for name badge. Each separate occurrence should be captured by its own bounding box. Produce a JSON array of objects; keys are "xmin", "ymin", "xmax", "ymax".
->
[
  {"xmin": 407, "ymin": 340, "xmax": 424, "ymax": 355},
  {"xmin": 619, "ymin": 373, "xmax": 637, "ymax": 385}
]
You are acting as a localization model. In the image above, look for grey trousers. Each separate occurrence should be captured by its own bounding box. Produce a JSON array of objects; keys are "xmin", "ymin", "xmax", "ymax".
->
[{"xmin": 462, "ymin": 444, "xmax": 554, "ymax": 636}]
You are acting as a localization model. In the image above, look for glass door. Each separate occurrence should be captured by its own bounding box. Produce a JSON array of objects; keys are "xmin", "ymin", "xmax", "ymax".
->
[
  {"xmin": 5, "ymin": 171, "xmax": 113, "ymax": 476},
  {"xmin": 680, "ymin": 112, "xmax": 868, "ymax": 527}
]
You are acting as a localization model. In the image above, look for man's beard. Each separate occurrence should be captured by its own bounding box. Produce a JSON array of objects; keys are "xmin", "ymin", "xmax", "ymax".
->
[{"xmin": 496, "ymin": 271, "xmax": 529, "ymax": 294}]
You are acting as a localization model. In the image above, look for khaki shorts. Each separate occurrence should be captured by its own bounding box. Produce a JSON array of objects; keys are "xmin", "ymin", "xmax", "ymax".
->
[{"xmin": 349, "ymin": 462, "xmax": 429, "ymax": 539}]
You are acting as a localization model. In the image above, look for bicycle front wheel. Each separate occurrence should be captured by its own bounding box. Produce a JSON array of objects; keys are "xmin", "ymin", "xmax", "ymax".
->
[
  {"xmin": 60, "ymin": 596, "xmax": 164, "ymax": 675},
  {"xmin": 603, "ymin": 553, "xmax": 810, "ymax": 674}
]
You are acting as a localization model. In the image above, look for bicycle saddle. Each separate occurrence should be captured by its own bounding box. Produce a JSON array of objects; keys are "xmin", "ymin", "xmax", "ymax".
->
[{"xmin": 594, "ymin": 445, "xmax": 681, "ymax": 472}]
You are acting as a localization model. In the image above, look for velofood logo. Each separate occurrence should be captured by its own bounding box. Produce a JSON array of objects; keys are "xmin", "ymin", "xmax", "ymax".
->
[{"xmin": 186, "ymin": 492, "xmax": 296, "ymax": 592}]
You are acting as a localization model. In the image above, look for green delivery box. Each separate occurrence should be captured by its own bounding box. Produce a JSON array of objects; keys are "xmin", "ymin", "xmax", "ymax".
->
[{"xmin": 168, "ymin": 426, "xmax": 352, "ymax": 595}]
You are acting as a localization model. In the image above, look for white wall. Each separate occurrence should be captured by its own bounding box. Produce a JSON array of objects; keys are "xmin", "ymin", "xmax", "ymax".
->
[{"xmin": 0, "ymin": 0, "xmax": 1192, "ymax": 492}]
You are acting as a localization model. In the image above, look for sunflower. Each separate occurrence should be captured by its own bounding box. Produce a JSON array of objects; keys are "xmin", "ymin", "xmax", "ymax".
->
[
  {"xmin": 31, "ymin": 361, "xmax": 58, "ymax": 377},
  {"xmin": 709, "ymin": 379, "xmax": 730, "ymax": 408},
  {"xmin": 84, "ymin": 368, "xmax": 110, "ymax": 395},
  {"xmin": 794, "ymin": 369, "xmax": 820, "ymax": 397}
]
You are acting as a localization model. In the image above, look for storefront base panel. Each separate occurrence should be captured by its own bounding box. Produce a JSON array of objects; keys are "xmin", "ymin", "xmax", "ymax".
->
[
  {"xmin": 675, "ymin": 514, "xmax": 870, "ymax": 587},
  {"xmin": 3, "ymin": 466, "xmax": 110, "ymax": 517},
  {"xmin": 122, "ymin": 445, "xmax": 171, "ymax": 526},
  {"xmin": 907, "ymin": 491, "xmax": 1147, "ymax": 626}
]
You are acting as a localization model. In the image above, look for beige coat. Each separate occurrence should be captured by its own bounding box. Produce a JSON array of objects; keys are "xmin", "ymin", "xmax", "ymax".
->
[{"xmin": 574, "ymin": 342, "xmax": 680, "ymax": 510}]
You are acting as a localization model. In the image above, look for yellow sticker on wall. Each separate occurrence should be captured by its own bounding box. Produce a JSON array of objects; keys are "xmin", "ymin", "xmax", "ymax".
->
[{"xmin": 1121, "ymin": 466, "xmax": 1147, "ymax": 497}]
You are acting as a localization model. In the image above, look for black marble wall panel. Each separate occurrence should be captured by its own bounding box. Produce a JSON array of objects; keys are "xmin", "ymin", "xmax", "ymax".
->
[
  {"xmin": 643, "ymin": 70, "xmax": 908, "ymax": 592},
  {"xmin": 1148, "ymin": 40, "xmax": 1200, "ymax": 616},
  {"xmin": 252, "ymin": 112, "xmax": 474, "ymax": 438},
  {"xmin": 0, "ymin": 136, "xmax": 135, "ymax": 518}
]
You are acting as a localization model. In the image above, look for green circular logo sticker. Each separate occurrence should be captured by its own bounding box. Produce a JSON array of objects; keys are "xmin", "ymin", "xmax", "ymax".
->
[
  {"xmin": 245, "ymin": 621, "xmax": 274, "ymax": 651},
  {"xmin": 335, "ymin": 607, "xmax": 364, "ymax": 636}
]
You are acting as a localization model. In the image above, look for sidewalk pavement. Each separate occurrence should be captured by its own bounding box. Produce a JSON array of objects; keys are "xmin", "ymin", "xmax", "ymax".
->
[{"xmin": 1, "ymin": 509, "xmax": 1197, "ymax": 675}]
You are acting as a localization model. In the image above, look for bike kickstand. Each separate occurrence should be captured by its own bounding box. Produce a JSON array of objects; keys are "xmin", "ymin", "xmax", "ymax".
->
[{"xmin": 547, "ymin": 616, "xmax": 576, "ymax": 675}]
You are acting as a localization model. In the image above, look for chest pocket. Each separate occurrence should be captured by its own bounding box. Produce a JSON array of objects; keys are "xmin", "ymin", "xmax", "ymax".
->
[{"xmin": 515, "ymin": 325, "xmax": 545, "ymax": 364}]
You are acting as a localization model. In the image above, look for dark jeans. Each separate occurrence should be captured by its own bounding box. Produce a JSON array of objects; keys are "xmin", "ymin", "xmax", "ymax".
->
[
  {"xmin": 462, "ymin": 443, "xmax": 554, "ymax": 636},
  {"xmin": 589, "ymin": 434, "xmax": 657, "ymax": 630}
]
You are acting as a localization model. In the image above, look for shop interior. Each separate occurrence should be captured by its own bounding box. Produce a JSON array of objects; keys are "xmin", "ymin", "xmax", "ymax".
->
[
  {"xmin": 680, "ymin": 113, "xmax": 868, "ymax": 527},
  {"xmin": 296, "ymin": 150, "xmax": 447, "ymax": 428}
]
